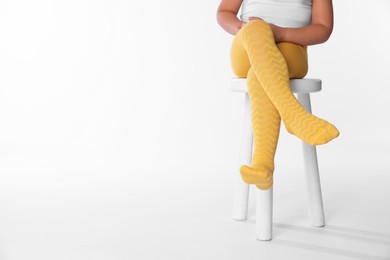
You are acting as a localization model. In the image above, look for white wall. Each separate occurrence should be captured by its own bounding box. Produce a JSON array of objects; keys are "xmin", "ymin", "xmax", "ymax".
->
[{"xmin": 0, "ymin": 0, "xmax": 389, "ymax": 259}]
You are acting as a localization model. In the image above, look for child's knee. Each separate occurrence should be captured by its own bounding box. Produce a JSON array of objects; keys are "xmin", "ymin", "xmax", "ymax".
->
[
  {"xmin": 240, "ymin": 19, "xmax": 272, "ymax": 36},
  {"xmin": 230, "ymin": 35, "xmax": 251, "ymax": 77},
  {"xmin": 231, "ymin": 62, "xmax": 249, "ymax": 77}
]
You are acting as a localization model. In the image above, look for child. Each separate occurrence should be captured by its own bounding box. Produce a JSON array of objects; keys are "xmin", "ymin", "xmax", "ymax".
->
[{"xmin": 216, "ymin": 0, "xmax": 339, "ymax": 190}]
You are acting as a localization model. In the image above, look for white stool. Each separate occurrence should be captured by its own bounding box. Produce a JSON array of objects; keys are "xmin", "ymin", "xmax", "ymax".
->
[{"xmin": 230, "ymin": 77, "xmax": 326, "ymax": 241}]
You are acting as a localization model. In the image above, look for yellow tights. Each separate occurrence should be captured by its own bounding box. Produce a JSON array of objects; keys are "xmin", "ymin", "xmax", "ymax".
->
[{"xmin": 230, "ymin": 20, "xmax": 339, "ymax": 190}]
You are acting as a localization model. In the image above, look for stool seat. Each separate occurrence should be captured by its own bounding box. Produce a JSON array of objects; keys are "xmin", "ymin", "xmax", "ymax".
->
[{"xmin": 230, "ymin": 78, "xmax": 322, "ymax": 94}]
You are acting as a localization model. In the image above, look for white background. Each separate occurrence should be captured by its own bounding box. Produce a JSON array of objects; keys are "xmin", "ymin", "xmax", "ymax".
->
[{"xmin": 0, "ymin": 0, "xmax": 389, "ymax": 259}]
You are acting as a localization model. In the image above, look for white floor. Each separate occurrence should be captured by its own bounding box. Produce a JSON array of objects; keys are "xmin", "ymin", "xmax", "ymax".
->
[{"xmin": 0, "ymin": 139, "xmax": 389, "ymax": 260}]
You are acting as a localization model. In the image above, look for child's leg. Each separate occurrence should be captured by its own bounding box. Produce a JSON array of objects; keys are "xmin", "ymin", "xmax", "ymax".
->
[
  {"xmin": 230, "ymin": 35, "xmax": 283, "ymax": 190},
  {"xmin": 231, "ymin": 41, "xmax": 310, "ymax": 190},
  {"xmin": 230, "ymin": 32, "xmax": 251, "ymax": 78},
  {"xmin": 235, "ymin": 19, "xmax": 339, "ymax": 146},
  {"xmin": 276, "ymin": 42, "xmax": 308, "ymax": 79},
  {"xmin": 240, "ymin": 66, "xmax": 281, "ymax": 190}
]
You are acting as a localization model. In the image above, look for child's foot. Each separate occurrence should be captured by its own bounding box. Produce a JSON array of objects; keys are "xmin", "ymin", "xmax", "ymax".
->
[
  {"xmin": 285, "ymin": 114, "xmax": 340, "ymax": 146},
  {"xmin": 240, "ymin": 165, "xmax": 273, "ymax": 190}
]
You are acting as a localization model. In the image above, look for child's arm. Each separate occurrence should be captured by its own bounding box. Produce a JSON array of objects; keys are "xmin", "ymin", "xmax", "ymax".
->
[
  {"xmin": 216, "ymin": 0, "xmax": 244, "ymax": 35},
  {"xmin": 274, "ymin": 0, "xmax": 333, "ymax": 46}
]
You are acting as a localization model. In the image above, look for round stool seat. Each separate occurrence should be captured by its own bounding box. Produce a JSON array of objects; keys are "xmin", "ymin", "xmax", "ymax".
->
[{"xmin": 230, "ymin": 78, "xmax": 322, "ymax": 94}]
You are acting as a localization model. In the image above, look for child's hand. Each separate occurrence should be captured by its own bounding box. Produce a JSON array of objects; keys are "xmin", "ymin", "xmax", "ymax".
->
[
  {"xmin": 248, "ymin": 16, "xmax": 263, "ymax": 22},
  {"xmin": 269, "ymin": 23, "xmax": 285, "ymax": 43},
  {"xmin": 237, "ymin": 21, "xmax": 246, "ymax": 32}
]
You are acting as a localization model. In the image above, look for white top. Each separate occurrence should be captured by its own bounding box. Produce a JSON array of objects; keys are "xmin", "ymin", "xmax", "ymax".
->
[{"xmin": 240, "ymin": 0, "xmax": 312, "ymax": 28}]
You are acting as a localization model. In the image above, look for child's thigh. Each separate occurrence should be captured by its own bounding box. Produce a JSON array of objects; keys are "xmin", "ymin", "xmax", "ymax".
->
[
  {"xmin": 277, "ymin": 42, "xmax": 308, "ymax": 79},
  {"xmin": 230, "ymin": 34, "xmax": 251, "ymax": 78}
]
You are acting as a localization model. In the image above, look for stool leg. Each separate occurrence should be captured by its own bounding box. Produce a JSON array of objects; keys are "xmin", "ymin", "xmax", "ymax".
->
[
  {"xmin": 233, "ymin": 93, "xmax": 252, "ymax": 221},
  {"xmin": 297, "ymin": 93, "xmax": 326, "ymax": 227},
  {"xmin": 256, "ymin": 187, "xmax": 273, "ymax": 240}
]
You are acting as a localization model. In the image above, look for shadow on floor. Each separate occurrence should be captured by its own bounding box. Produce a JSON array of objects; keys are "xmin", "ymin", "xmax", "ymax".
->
[{"xmin": 271, "ymin": 222, "xmax": 390, "ymax": 260}]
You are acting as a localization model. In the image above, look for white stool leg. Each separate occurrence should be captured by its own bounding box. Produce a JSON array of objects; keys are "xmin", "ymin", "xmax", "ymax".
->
[
  {"xmin": 297, "ymin": 93, "xmax": 326, "ymax": 227},
  {"xmin": 256, "ymin": 187, "xmax": 273, "ymax": 240},
  {"xmin": 233, "ymin": 93, "xmax": 252, "ymax": 221}
]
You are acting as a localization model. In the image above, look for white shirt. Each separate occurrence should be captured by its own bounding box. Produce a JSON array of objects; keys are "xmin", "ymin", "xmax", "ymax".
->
[{"xmin": 240, "ymin": 0, "xmax": 312, "ymax": 28}]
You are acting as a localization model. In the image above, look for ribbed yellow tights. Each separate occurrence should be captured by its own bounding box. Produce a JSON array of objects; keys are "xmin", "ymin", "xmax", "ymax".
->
[{"xmin": 230, "ymin": 19, "xmax": 339, "ymax": 190}]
